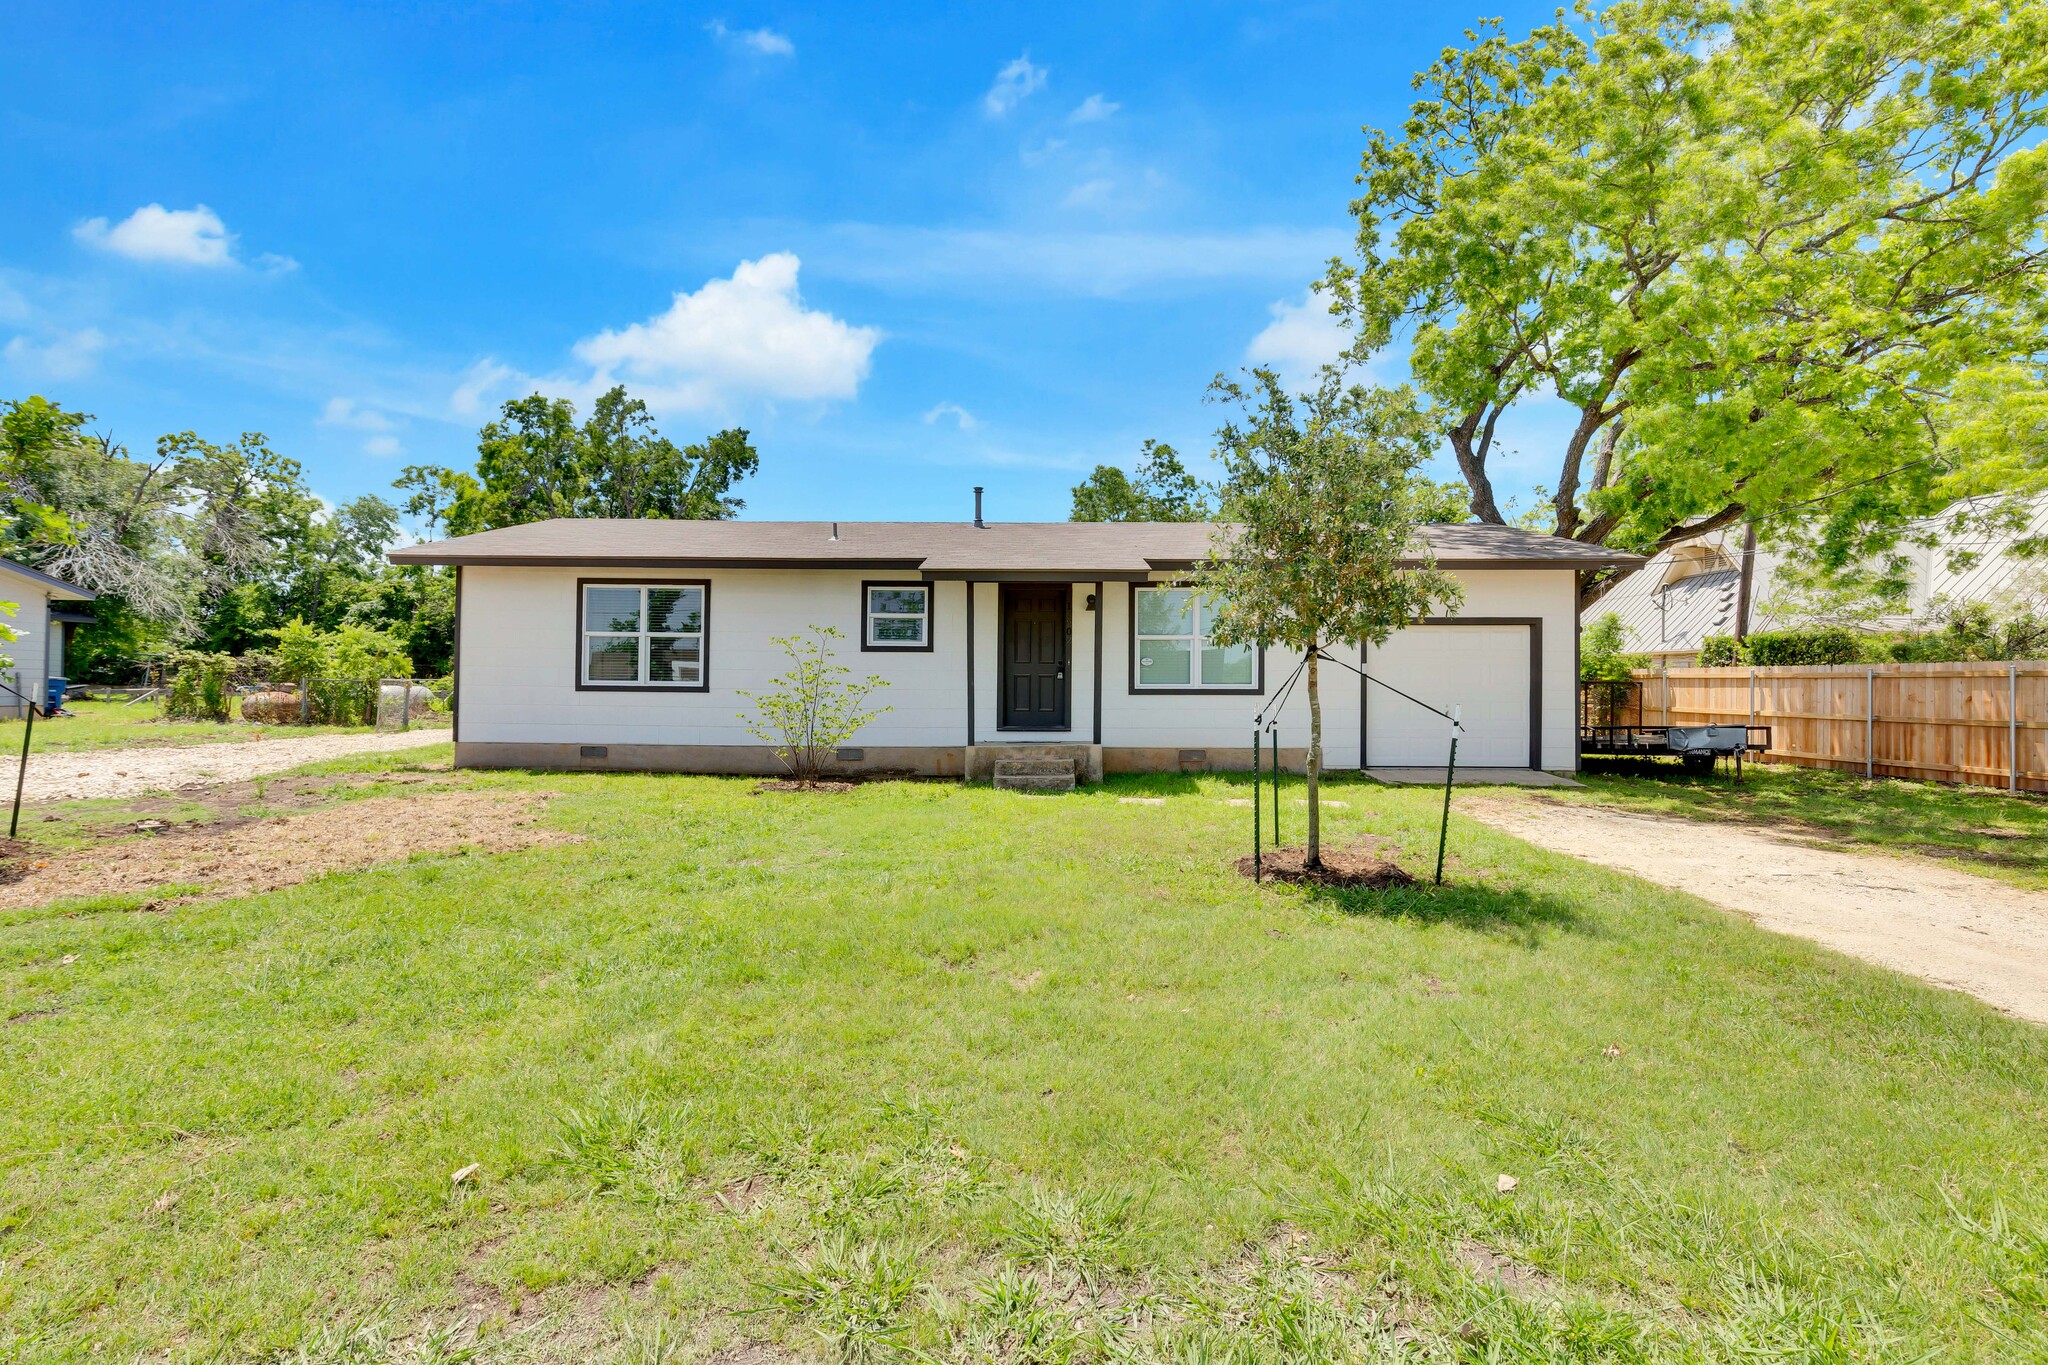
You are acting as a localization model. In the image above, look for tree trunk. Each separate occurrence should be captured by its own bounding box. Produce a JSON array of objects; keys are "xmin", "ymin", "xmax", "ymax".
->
[
  {"xmin": 1733, "ymin": 521, "xmax": 1759, "ymax": 641},
  {"xmin": 1306, "ymin": 648, "xmax": 1322, "ymax": 869}
]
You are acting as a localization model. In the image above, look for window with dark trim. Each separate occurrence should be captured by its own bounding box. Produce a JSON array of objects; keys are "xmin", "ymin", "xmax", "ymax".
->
[
  {"xmin": 1132, "ymin": 586, "xmax": 1258, "ymax": 690},
  {"xmin": 578, "ymin": 581, "xmax": 708, "ymax": 689},
  {"xmin": 862, "ymin": 581, "xmax": 933, "ymax": 651}
]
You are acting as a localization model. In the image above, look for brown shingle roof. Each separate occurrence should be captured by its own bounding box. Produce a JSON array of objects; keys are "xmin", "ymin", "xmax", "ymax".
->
[{"xmin": 387, "ymin": 519, "xmax": 1644, "ymax": 575}]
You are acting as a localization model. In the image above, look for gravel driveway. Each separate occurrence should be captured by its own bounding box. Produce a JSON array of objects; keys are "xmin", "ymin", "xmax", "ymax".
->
[
  {"xmin": 1465, "ymin": 796, "xmax": 2048, "ymax": 1025},
  {"xmin": 4, "ymin": 729, "xmax": 450, "ymax": 803}
]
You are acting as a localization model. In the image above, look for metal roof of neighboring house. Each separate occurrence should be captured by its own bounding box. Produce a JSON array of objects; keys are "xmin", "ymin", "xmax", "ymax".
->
[
  {"xmin": 0, "ymin": 558, "xmax": 95, "ymax": 602},
  {"xmin": 387, "ymin": 519, "xmax": 1645, "ymax": 576}
]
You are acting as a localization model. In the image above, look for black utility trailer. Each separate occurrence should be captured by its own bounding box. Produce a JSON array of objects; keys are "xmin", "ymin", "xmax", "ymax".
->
[
  {"xmin": 1581, "ymin": 677, "xmax": 1771, "ymax": 774},
  {"xmin": 1580, "ymin": 722, "xmax": 1772, "ymax": 773}
]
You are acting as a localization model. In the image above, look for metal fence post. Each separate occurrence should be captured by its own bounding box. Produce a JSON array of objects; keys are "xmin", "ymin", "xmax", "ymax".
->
[
  {"xmin": 402, "ymin": 677, "xmax": 412, "ymax": 733},
  {"xmin": 1251, "ymin": 724, "xmax": 1261, "ymax": 883},
  {"xmin": 1270, "ymin": 728, "xmax": 1280, "ymax": 847}
]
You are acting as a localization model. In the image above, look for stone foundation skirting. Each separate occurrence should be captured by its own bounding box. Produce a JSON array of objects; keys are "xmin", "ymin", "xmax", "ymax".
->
[
  {"xmin": 454, "ymin": 741, "xmax": 1325, "ymax": 779},
  {"xmin": 454, "ymin": 741, "xmax": 965, "ymax": 778}
]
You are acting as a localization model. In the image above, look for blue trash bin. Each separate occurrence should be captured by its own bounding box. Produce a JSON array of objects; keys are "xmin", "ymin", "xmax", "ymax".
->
[{"xmin": 45, "ymin": 677, "xmax": 67, "ymax": 713}]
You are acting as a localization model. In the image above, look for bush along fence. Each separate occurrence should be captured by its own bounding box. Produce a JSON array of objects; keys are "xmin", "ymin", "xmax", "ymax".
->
[{"xmin": 1631, "ymin": 661, "xmax": 2047, "ymax": 794}]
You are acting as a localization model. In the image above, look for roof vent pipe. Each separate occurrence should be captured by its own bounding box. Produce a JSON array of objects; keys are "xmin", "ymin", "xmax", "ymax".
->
[
  {"xmin": 973, "ymin": 486, "xmax": 985, "ymax": 528},
  {"xmin": 830, "ymin": 521, "xmax": 839, "ymax": 541}
]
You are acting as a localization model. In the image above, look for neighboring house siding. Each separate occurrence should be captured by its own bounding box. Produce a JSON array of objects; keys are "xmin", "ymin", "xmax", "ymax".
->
[
  {"xmin": 0, "ymin": 572, "xmax": 56, "ymax": 718},
  {"xmin": 1599, "ymin": 493, "xmax": 2048, "ymax": 663}
]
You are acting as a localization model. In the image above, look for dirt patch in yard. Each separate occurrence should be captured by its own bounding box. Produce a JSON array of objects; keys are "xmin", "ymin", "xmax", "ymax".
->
[
  {"xmin": 1236, "ymin": 840, "xmax": 1417, "ymax": 889},
  {"xmin": 0, "ymin": 790, "xmax": 577, "ymax": 910}
]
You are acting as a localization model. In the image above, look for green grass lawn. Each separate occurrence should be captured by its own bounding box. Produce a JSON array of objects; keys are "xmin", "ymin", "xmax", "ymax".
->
[
  {"xmin": 1565, "ymin": 758, "xmax": 2048, "ymax": 892},
  {"xmin": 0, "ymin": 698, "xmax": 385, "ymax": 753},
  {"xmin": 6, "ymin": 753, "xmax": 2048, "ymax": 1362}
]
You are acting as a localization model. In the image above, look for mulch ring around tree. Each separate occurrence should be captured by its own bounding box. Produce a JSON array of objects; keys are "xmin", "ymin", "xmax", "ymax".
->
[
  {"xmin": 753, "ymin": 779, "xmax": 859, "ymax": 794},
  {"xmin": 1235, "ymin": 839, "xmax": 1417, "ymax": 890}
]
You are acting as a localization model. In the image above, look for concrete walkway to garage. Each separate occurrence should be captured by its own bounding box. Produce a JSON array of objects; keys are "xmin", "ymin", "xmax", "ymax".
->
[{"xmin": 1367, "ymin": 768, "xmax": 1583, "ymax": 788}]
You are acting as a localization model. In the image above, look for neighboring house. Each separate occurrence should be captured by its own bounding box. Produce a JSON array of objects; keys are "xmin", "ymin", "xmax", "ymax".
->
[
  {"xmin": 390, "ymin": 519, "xmax": 1637, "ymax": 777},
  {"xmin": 0, "ymin": 558, "xmax": 96, "ymax": 717},
  {"xmin": 1598, "ymin": 493, "xmax": 2048, "ymax": 665}
]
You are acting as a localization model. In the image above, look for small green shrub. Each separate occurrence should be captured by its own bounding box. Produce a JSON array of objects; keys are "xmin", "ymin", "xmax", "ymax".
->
[
  {"xmin": 1698, "ymin": 634, "xmax": 1742, "ymax": 666},
  {"xmin": 1742, "ymin": 628, "xmax": 1867, "ymax": 666},
  {"xmin": 163, "ymin": 650, "xmax": 236, "ymax": 721},
  {"xmin": 1580, "ymin": 612, "xmax": 1645, "ymax": 725}
]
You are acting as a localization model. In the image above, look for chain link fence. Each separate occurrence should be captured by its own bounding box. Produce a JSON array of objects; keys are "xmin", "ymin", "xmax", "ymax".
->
[{"xmin": 234, "ymin": 677, "xmax": 455, "ymax": 729}]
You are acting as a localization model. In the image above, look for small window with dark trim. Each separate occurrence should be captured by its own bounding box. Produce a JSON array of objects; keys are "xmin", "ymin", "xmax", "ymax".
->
[
  {"xmin": 863, "ymin": 582, "xmax": 931, "ymax": 650},
  {"xmin": 580, "ymin": 581, "xmax": 707, "ymax": 688}
]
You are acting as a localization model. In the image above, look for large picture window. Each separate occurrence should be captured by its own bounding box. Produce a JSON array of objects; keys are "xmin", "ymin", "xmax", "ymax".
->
[
  {"xmin": 863, "ymin": 582, "xmax": 932, "ymax": 651},
  {"xmin": 1132, "ymin": 586, "xmax": 1258, "ymax": 691},
  {"xmin": 579, "ymin": 581, "xmax": 708, "ymax": 689}
]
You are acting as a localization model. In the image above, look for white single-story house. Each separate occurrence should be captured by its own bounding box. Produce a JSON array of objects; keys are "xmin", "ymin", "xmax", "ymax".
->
[
  {"xmin": 389, "ymin": 519, "xmax": 1640, "ymax": 778},
  {"xmin": 0, "ymin": 558, "xmax": 95, "ymax": 718}
]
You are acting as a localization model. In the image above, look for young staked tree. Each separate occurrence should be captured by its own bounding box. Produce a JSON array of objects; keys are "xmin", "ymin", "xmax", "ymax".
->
[{"xmin": 1197, "ymin": 368, "xmax": 1463, "ymax": 869}]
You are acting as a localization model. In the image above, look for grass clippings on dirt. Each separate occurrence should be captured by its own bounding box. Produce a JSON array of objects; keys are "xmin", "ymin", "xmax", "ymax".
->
[
  {"xmin": 0, "ymin": 790, "xmax": 576, "ymax": 912},
  {"xmin": 1235, "ymin": 839, "xmax": 1417, "ymax": 889}
]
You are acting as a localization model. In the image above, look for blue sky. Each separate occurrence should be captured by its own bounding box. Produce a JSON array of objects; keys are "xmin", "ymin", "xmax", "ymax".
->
[{"xmin": 0, "ymin": 1, "xmax": 1572, "ymax": 530}]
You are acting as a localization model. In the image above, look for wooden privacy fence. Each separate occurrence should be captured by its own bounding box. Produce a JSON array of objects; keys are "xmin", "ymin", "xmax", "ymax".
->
[{"xmin": 1630, "ymin": 661, "xmax": 2048, "ymax": 794}]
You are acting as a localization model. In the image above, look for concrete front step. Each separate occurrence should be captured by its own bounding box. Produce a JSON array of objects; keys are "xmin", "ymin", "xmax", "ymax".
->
[
  {"xmin": 993, "ymin": 758, "xmax": 1076, "ymax": 777},
  {"xmin": 994, "ymin": 771, "xmax": 1077, "ymax": 793},
  {"xmin": 993, "ymin": 757, "xmax": 1077, "ymax": 793}
]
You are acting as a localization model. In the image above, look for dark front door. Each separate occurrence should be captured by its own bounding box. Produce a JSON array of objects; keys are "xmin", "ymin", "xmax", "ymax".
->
[{"xmin": 1000, "ymin": 584, "xmax": 1070, "ymax": 729}]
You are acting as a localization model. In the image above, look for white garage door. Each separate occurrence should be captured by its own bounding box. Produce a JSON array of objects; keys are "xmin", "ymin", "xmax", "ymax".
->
[{"xmin": 1365, "ymin": 624, "xmax": 1532, "ymax": 767}]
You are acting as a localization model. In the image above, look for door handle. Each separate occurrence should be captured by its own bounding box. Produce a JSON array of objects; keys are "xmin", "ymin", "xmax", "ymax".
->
[{"xmin": 1056, "ymin": 663, "xmax": 1066, "ymax": 678}]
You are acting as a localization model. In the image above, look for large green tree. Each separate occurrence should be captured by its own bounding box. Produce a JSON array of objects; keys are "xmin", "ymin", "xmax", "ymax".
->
[
  {"xmin": 1069, "ymin": 440, "xmax": 1214, "ymax": 521},
  {"xmin": 398, "ymin": 386, "xmax": 759, "ymax": 536},
  {"xmin": 0, "ymin": 397, "xmax": 448, "ymax": 678},
  {"xmin": 1324, "ymin": 0, "xmax": 2048, "ymax": 603},
  {"xmin": 1197, "ymin": 370, "xmax": 1463, "ymax": 869}
]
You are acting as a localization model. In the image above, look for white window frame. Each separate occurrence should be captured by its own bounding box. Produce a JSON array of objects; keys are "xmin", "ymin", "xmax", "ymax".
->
[
  {"xmin": 1131, "ymin": 586, "xmax": 1260, "ymax": 692},
  {"xmin": 578, "ymin": 580, "xmax": 709, "ymax": 691},
  {"xmin": 862, "ymin": 582, "xmax": 933, "ymax": 651}
]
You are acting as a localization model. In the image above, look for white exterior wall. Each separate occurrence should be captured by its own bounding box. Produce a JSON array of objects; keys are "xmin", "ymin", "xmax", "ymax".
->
[
  {"xmin": 0, "ymin": 571, "xmax": 58, "ymax": 718},
  {"xmin": 458, "ymin": 563, "xmax": 1580, "ymax": 768},
  {"xmin": 460, "ymin": 567, "xmax": 970, "ymax": 749},
  {"xmin": 1097, "ymin": 569, "xmax": 1576, "ymax": 769}
]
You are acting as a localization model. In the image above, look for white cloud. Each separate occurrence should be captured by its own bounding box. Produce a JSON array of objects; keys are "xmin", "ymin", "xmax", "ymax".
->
[
  {"xmin": 451, "ymin": 358, "xmax": 517, "ymax": 417},
  {"xmin": 3, "ymin": 327, "xmax": 106, "ymax": 380},
  {"xmin": 1063, "ymin": 177, "xmax": 1118, "ymax": 210},
  {"xmin": 707, "ymin": 19, "xmax": 794, "ymax": 55},
  {"xmin": 74, "ymin": 204, "xmax": 238, "ymax": 267},
  {"xmin": 923, "ymin": 402, "xmax": 977, "ymax": 430},
  {"xmin": 362, "ymin": 434, "xmax": 404, "ymax": 458},
  {"xmin": 1069, "ymin": 94, "xmax": 1119, "ymax": 123},
  {"xmin": 808, "ymin": 224, "xmax": 1349, "ymax": 298},
  {"xmin": 255, "ymin": 252, "xmax": 300, "ymax": 275},
  {"xmin": 319, "ymin": 397, "xmax": 394, "ymax": 431},
  {"xmin": 572, "ymin": 253, "xmax": 880, "ymax": 411},
  {"xmin": 1246, "ymin": 288, "xmax": 1354, "ymax": 387},
  {"xmin": 984, "ymin": 54, "xmax": 1047, "ymax": 117}
]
